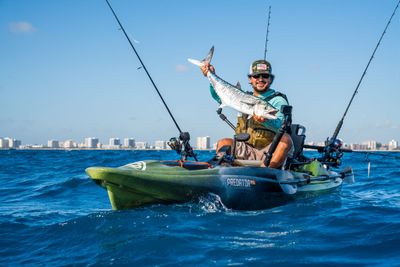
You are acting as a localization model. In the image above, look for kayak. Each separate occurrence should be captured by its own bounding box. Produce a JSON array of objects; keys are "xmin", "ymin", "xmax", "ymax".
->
[{"xmin": 86, "ymin": 159, "xmax": 354, "ymax": 210}]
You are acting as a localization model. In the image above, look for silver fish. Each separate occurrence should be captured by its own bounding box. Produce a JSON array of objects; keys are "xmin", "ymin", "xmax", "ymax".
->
[{"xmin": 188, "ymin": 47, "xmax": 278, "ymax": 120}]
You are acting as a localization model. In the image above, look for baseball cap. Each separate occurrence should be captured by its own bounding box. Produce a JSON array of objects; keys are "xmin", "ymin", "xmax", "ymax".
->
[{"xmin": 248, "ymin": 60, "xmax": 273, "ymax": 77}]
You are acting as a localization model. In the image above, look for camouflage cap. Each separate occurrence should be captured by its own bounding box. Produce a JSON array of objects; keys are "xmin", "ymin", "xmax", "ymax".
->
[{"xmin": 248, "ymin": 60, "xmax": 273, "ymax": 77}]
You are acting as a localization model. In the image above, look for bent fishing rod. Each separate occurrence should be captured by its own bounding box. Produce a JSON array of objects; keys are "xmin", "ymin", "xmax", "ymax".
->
[
  {"xmin": 321, "ymin": 0, "xmax": 400, "ymax": 163},
  {"xmin": 329, "ymin": 0, "xmax": 400, "ymax": 144},
  {"xmin": 105, "ymin": 0, "xmax": 197, "ymax": 161}
]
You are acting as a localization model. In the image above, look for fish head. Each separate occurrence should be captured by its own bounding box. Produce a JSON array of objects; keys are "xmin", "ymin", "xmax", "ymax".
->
[{"xmin": 253, "ymin": 102, "xmax": 278, "ymax": 120}]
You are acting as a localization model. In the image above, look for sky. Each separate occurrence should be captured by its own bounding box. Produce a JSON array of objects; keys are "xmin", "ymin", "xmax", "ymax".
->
[{"xmin": 1, "ymin": 0, "xmax": 399, "ymax": 146}]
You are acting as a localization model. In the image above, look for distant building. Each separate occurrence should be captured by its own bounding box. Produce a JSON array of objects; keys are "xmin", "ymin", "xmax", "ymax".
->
[
  {"xmin": 196, "ymin": 136, "xmax": 210, "ymax": 150},
  {"xmin": 48, "ymin": 140, "xmax": 59, "ymax": 148},
  {"xmin": 351, "ymin": 143, "xmax": 368, "ymax": 150},
  {"xmin": 123, "ymin": 138, "xmax": 135, "ymax": 148},
  {"xmin": 154, "ymin": 140, "xmax": 167, "ymax": 150},
  {"xmin": 109, "ymin": 138, "xmax": 120, "ymax": 146},
  {"xmin": 85, "ymin": 137, "xmax": 99, "ymax": 148},
  {"xmin": 0, "ymin": 137, "xmax": 21, "ymax": 149},
  {"xmin": 64, "ymin": 140, "xmax": 76, "ymax": 148},
  {"xmin": 389, "ymin": 139, "xmax": 398, "ymax": 150},
  {"xmin": 0, "ymin": 137, "xmax": 9, "ymax": 149},
  {"xmin": 364, "ymin": 140, "xmax": 377, "ymax": 150},
  {"xmin": 135, "ymin": 141, "xmax": 148, "ymax": 149}
]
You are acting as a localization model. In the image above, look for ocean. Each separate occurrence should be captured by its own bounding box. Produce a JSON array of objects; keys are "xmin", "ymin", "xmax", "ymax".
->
[{"xmin": 0, "ymin": 150, "xmax": 399, "ymax": 266}]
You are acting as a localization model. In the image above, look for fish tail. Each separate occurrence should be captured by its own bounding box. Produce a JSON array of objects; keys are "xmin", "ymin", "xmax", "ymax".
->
[{"xmin": 188, "ymin": 46, "xmax": 214, "ymax": 67}]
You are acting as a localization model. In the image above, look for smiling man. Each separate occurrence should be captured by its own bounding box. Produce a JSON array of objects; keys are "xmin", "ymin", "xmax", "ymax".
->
[{"xmin": 201, "ymin": 59, "xmax": 293, "ymax": 169}]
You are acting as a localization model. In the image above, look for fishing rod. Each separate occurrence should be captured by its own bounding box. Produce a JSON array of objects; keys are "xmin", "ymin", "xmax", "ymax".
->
[
  {"xmin": 329, "ymin": 0, "xmax": 400, "ymax": 142},
  {"xmin": 264, "ymin": 6, "xmax": 272, "ymax": 60},
  {"xmin": 105, "ymin": 0, "xmax": 197, "ymax": 161},
  {"xmin": 323, "ymin": 0, "xmax": 400, "ymax": 165}
]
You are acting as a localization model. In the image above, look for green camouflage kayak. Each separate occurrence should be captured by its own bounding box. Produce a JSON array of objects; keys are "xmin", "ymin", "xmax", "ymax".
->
[{"xmin": 86, "ymin": 159, "xmax": 353, "ymax": 210}]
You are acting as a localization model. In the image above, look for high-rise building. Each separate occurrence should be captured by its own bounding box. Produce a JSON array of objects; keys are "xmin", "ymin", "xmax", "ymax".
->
[
  {"xmin": 0, "ymin": 138, "xmax": 9, "ymax": 149},
  {"xmin": 365, "ymin": 140, "xmax": 377, "ymax": 150},
  {"xmin": 9, "ymin": 139, "xmax": 21, "ymax": 149},
  {"xmin": 389, "ymin": 139, "xmax": 398, "ymax": 150},
  {"xmin": 135, "ymin": 141, "xmax": 148, "ymax": 149},
  {"xmin": 0, "ymin": 137, "xmax": 20, "ymax": 149},
  {"xmin": 109, "ymin": 138, "xmax": 120, "ymax": 146},
  {"xmin": 85, "ymin": 137, "xmax": 99, "ymax": 148},
  {"xmin": 64, "ymin": 140, "xmax": 76, "ymax": 148},
  {"xmin": 154, "ymin": 140, "xmax": 166, "ymax": 150},
  {"xmin": 124, "ymin": 138, "xmax": 135, "ymax": 148},
  {"xmin": 196, "ymin": 136, "xmax": 210, "ymax": 150},
  {"xmin": 48, "ymin": 140, "xmax": 59, "ymax": 148}
]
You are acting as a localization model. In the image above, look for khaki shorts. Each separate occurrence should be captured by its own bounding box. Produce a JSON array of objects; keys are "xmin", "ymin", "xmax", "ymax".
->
[
  {"xmin": 234, "ymin": 142, "xmax": 294, "ymax": 162},
  {"xmin": 235, "ymin": 142, "xmax": 272, "ymax": 162}
]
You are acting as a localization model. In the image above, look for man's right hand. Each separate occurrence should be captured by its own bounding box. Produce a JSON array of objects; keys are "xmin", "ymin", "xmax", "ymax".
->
[{"xmin": 200, "ymin": 63, "xmax": 215, "ymax": 77}]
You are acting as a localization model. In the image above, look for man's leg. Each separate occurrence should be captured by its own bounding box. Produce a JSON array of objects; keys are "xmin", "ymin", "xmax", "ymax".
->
[{"xmin": 268, "ymin": 133, "xmax": 293, "ymax": 169}]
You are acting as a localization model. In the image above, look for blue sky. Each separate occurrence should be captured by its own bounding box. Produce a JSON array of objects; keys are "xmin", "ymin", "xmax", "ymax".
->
[{"xmin": 1, "ymin": 0, "xmax": 399, "ymax": 145}]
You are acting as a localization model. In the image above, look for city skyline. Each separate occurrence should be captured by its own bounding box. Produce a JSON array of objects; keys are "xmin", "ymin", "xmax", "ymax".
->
[
  {"xmin": 1, "ymin": 1, "xmax": 399, "ymax": 145},
  {"xmin": 1, "ymin": 135, "xmax": 398, "ymax": 151}
]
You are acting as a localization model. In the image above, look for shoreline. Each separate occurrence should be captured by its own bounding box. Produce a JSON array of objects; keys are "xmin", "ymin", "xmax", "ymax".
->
[
  {"xmin": 0, "ymin": 148, "xmax": 216, "ymax": 151},
  {"xmin": 1, "ymin": 148, "xmax": 399, "ymax": 152}
]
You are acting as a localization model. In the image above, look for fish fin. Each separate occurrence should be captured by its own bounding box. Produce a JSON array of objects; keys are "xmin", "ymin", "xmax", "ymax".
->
[
  {"xmin": 187, "ymin": 58, "xmax": 203, "ymax": 67},
  {"xmin": 236, "ymin": 81, "xmax": 241, "ymax": 89},
  {"xmin": 187, "ymin": 46, "xmax": 214, "ymax": 67},
  {"xmin": 204, "ymin": 46, "xmax": 214, "ymax": 64}
]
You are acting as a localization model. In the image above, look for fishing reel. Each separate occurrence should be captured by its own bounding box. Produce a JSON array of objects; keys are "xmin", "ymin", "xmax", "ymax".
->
[
  {"xmin": 167, "ymin": 132, "xmax": 197, "ymax": 161},
  {"xmin": 320, "ymin": 138, "xmax": 344, "ymax": 168},
  {"xmin": 167, "ymin": 137, "xmax": 182, "ymax": 154}
]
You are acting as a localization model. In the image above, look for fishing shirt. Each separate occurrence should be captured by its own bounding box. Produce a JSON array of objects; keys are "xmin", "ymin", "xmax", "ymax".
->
[{"xmin": 209, "ymin": 84, "xmax": 288, "ymax": 132}]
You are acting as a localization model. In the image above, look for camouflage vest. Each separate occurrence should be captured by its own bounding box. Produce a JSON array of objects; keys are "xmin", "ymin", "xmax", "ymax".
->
[{"xmin": 234, "ymin": 91, "xmax": 288, "ymax": 149}]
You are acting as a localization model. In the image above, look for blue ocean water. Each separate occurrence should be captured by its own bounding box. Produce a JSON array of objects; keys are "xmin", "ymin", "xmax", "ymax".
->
[{"xmin": 0, "ymin": 150, "xmax": 399, "ymax": 266}]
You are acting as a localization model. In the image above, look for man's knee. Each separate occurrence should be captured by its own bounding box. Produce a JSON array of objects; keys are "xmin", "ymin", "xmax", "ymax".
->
[{"xmin": 216, "ymin": 138, "xmax": 233, "ymax": 154}]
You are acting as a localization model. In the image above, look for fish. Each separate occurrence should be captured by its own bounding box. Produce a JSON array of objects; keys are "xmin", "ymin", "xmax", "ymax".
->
[{"xmin": 188, "ymin": 46, "xmax": 278, "ymax": 120}]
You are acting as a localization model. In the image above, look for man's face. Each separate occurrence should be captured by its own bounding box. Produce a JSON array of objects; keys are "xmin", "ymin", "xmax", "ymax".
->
[{"xmin": 249, "ymin": 74, "xmax": 273, "ymax": 93}]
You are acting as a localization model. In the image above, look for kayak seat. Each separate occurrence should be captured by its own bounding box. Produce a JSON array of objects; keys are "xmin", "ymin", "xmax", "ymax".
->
[{"xmin": 290, "ymin": 124, "xmax": 306, "ymax": 160}]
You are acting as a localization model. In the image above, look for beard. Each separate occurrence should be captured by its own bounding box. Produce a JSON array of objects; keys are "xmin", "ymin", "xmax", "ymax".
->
[{"xmin": 253, "ymin": 84, "xmax": 269, "ymax": 93}]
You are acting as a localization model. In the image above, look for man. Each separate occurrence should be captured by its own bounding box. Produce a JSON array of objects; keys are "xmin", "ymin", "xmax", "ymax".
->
[{"xmin": 201, "ymin": 59, "xmax": 293, "ymax": 169}]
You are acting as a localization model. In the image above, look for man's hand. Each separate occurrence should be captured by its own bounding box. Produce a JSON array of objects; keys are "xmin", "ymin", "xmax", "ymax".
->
[
  {"xmin": 200, "ymin": 63, "xmax": 215, "ymax": 77},
  {"xmin": 253, "ymin": 114, "xmax": 266, "ymax": 123}
]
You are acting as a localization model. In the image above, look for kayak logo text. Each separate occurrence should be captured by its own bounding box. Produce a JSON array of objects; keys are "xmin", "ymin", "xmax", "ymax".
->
[
  {"xmin": 226, "ymin": 178, "xmax": 256, "ymax": 188},
  {"xmin": 125, "ymin": 161, "xmax": 146, "ymax": 171}
]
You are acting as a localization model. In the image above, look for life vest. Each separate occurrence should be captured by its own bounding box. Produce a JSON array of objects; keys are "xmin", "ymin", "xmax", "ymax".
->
[{"xmin": 235, "ymin": 91, "xmax": 288, "ymax": 149}]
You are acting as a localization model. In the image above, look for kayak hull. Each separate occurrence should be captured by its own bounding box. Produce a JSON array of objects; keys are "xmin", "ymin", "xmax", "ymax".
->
[{"xmin": 86, "ymin": 160, "xmax": 345, "ymax": 210}]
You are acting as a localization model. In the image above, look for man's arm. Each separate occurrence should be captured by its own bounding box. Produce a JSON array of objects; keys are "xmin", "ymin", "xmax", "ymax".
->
[{"xmin": 255, "ymin": 95, "xmax": 288, "ymax": 132}]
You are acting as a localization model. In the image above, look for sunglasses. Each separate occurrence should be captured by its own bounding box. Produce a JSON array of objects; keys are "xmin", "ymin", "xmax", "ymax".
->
[{"xmin": 251, "ymin": 74, "xmax": 271, "ymax": 79}]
